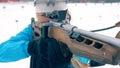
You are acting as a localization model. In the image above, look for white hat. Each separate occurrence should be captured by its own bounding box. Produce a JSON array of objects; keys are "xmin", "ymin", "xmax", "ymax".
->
[{"xmin": 35, "ymin": 0, "xmax": 67, "ymax": 13}]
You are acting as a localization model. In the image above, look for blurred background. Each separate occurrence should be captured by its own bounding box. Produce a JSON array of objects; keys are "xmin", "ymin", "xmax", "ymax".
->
[{"xmin": 0, "ymin": 0, "xmax": 120, "ymax": 68}]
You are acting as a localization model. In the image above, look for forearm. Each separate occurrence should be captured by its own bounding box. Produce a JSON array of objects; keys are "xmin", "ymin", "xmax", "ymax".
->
[
  {"xmin": 0, "ymin": 40, "xmax": 30, "ymax": 62},
  {"xmin": 0, "ymin": 24, "xmax": 32, "ymax": 62}
]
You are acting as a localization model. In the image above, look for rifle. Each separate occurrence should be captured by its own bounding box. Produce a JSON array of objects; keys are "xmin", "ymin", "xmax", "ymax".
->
[
  {"xmin": 40, "ymin": 21, "xmax": 120, "ymax": 65},
  {"xmin": 31, "ymin": 9, "xmax": 120, "ymax": 65},
  {"xmin": 32, "ymin": 0, "xmax": 120, "ymax": 65}
]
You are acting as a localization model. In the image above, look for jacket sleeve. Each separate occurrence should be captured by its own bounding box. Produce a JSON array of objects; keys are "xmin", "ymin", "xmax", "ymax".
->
[{"xmin": 0, "ymin": 24, "xmax": 33, "ymax": 62}]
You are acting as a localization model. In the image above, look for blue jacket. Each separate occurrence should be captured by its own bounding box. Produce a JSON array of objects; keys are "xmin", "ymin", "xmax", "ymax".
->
[
  {"xmin": 0, "ymin": 24, "xmax": 89, "ymax": 64},
  {"xmin": 0, "ymin": 24, "xmax": 32, "ymax": 62}
]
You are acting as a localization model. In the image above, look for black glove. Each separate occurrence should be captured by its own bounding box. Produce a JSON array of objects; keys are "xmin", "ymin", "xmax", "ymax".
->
[{"xmin": 28, "ymin": 37, "xmax": 73, "ymax": 68}]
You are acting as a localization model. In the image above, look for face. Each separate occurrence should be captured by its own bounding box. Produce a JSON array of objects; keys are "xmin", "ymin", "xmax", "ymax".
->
[
  {"xmin": 35, "ymin": 11, "xmax": 71, "ymax": 41},
  {"xmin": 36, "ymin": 12, "xmax": 51, "ymax": 23}
]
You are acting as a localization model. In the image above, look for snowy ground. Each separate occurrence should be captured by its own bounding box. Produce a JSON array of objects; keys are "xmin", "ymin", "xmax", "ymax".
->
[{"xmin": 0, "ymin": 2, "xmax": 120, "ymax": 68}]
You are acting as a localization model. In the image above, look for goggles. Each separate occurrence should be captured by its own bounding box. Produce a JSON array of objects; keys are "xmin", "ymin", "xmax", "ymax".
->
[{"xmin": 42, "ymin": 10, "xmax": 67, "ymax": 22}]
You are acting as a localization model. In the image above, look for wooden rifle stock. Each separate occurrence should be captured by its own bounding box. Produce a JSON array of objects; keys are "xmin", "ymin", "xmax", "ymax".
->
[
  {"xmin": 49, "ymin": 21, "xmax": 120, "ymax": 65},
  {"xmin": 69, "ymin": 33, "xmax": 120, "ymax": 65}
]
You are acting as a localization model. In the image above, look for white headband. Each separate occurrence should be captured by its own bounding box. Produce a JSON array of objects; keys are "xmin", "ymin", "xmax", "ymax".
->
[{"xmin": 35, "ymin": 2, "xmax": 67, "ymax": 13}]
